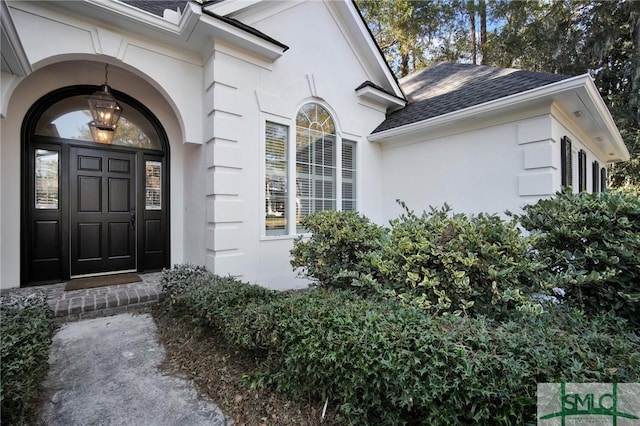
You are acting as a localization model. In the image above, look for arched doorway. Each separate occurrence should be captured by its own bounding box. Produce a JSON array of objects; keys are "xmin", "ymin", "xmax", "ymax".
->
[{"xmin": 21, "ymin": 85, "xmax": 170, "ymax": 285}]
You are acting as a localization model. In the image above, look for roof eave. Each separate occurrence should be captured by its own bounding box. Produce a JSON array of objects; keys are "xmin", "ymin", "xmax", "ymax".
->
[
  {"xmin": 38, "ymin": 0, "xmax": 203, "ymax": 45},
  {"xmin": 369, "ymin": 74, "xmax": 629, "ymax": 162},
  {"xmin": 356, "ymin": 85, "xmax": 406, "ymax": 110},
  {"xmin": 580, "ymin": 77, "xmax": 630, "ymax": 161},
  {"xmin": 200, "ymin": 10, "xmax": 288, "ymax": 60},
  {"xmin": 35, "ymin": 1, "xmax": 286, "ymax": 61},
  {"xmin": 202, "ymin": 0, "xmax": 262, "ymax": 16},
  {"xmin": 327, "ymin": 0, "xmax": 404, "ymax": 100}
]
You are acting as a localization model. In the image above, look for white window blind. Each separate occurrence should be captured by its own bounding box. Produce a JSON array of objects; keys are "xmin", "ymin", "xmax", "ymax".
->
[
  {"xmin": 264, "ymin": 103, "xmax": 357, "ymax": 236},
  {"xmin": 145, "ymin": 161, "xmax": 162, "ymax": 210},
  {"xmin": 265, "ymin": 122, "xmax": 288, "ymax": 236},
  {"xmin": 35, "ymin": 149, "xmax": 59, "ymax": 209},
  {"xmin": 295, "ymin": 104, "xmax": 337, "ymax": 232},
  {"xmin": 342, "ymin": 139, "xmax": 356, "ymax": 211}
]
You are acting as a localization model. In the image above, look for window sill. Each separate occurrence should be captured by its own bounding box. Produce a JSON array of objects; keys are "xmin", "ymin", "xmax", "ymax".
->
[{"xmin": 260, "ymin": 233, "xmax": 310, "ymax": 242}]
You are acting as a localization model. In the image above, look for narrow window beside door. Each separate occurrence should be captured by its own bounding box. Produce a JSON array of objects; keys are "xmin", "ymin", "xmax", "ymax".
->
[
  {"xmin": 35, "ymin": 149, "xmax": 59, "ymax": 209},
  {"xmin": 145, "ymin": 161, "xmax": 162, "ymax": 210}
]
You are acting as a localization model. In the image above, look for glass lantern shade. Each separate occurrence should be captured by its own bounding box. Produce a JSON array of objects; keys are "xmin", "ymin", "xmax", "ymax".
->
[
  {"xmin": 89, "ymin": 122, "xmax": 116, "ymax": 144},
  {"xmin": 87, "ymin": 84, "xmax": 122, "ymax": 132}
]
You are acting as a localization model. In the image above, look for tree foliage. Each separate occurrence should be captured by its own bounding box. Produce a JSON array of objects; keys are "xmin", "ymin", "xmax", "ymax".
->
[{"xmin": 355, "ymin": 0, "xmax": 640, "ymax": 187}]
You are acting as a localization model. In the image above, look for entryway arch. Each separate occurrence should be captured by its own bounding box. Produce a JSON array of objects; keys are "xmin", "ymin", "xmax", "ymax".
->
[{"xmin": 21, "ymin": 85, "xmax": 170, "ymax": 285}]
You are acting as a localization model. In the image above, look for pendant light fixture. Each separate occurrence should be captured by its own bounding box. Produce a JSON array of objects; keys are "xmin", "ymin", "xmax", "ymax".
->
[{"xmin": 87, "ymin": 64, "xmax": 122, "ymax": 144}]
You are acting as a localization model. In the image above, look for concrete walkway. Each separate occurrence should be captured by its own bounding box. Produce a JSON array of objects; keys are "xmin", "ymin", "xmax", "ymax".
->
[{"xmin": 39, "ymin": 313, "xmax": 232, "ymax": 426}]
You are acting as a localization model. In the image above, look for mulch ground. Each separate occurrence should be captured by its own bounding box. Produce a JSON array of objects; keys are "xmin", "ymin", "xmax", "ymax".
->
[{"xmin": 151, "ymin": 305, "xmax": 339, "ymax": 426}]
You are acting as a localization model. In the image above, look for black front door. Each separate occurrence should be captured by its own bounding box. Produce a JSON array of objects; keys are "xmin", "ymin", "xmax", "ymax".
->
[{"xmin": 70, "ymin": 147, "xmax": 136, "ymax": 276}]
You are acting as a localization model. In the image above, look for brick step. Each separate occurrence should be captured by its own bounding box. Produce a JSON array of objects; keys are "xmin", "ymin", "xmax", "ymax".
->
[{"xmin": 49, "ymin": 282, "xmax": 164, "ymax": 323}]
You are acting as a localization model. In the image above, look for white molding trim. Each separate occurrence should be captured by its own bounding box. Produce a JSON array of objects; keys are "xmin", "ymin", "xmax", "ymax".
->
[
  {"xmin": 1, "ymin": 0, "xmax": 32, "ymax": 76},
  {"xmin": 199, "ymin": 13, "xmax": 286, "ymax": 61},
  {"xmin": 356, "ymin": 85, "xmax": 406, "ymax": 110},
  {"xmin": 202, "ymin": 0, "xmax": 264, "ymax": 17},
  {"xmin": 325, "ymin": 0, "xmax": 404, "ymax": 100},
  {"xmin": 57, "ymin": 0, "xmax": 202, "ymax": 41}
]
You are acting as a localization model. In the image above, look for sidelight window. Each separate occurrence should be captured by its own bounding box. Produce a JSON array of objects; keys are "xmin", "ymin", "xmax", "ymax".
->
[
  {"xmin": 145, "ymin": 161, "xmax": 162, "ymax": 210},
  {"xmin": 35, "ymin": 149, "xmax": 59, "ymax": 209}
]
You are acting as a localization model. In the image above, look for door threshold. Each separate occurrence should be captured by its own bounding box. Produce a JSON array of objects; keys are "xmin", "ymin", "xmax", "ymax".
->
[{"xmin": 70, "ymin": 269, "xmax": 137, "ymax": 280}]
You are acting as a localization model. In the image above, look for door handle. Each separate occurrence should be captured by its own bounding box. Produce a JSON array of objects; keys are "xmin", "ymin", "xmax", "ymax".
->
[{"xmin": 131, "ymin": 210, "xmax": 136, "ymax": 229}]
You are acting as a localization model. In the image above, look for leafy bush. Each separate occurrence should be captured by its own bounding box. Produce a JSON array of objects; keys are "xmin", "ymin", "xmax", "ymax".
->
[
  {"xmin": 290, "ymin": 210, "xmax": 387, "ymax": 289},
  {"xmin": 358, "ymin": 203, "xmax": 544, "ymax": 317},
  {"xmin": 248, "ymin": 291, "xmax": 639, "ymax": 424},
  {"xmin": 160, "ymin": 265, "xmax": 281, "ymax": 350},
  {"xmin": 160, "ymin": 263, "xmax": 211, "ymax": 310},
  {"xmin": 291, "ymin": 204, "xmax": 544, "ymax": 317},
  {"xmin": 1, "ymin": 291, "xmax": 54, "ymax": 425},
  {"xmin": 158, "ymin": 266, "xmax": 639, "ymax": 425},
  {"xmin": 516, "ymin": 190, "xmax": 640, "ymax": 326}
]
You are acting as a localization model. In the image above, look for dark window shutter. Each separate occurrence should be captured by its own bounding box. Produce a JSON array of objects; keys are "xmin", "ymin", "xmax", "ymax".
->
[
  {"xmin": 600, "ymin": 167, "xmax": 607, "ymax": 192},
  {"xmin": 592, "ymin": 161, "xmax": 599, "ymax": 193},
  {"xmin": 561, "ymin": 136, "xmax": 573, "ymax": 189},
  {"xmin": 578, "ymin": 150, "xmax": 587, "ymax": 192}
]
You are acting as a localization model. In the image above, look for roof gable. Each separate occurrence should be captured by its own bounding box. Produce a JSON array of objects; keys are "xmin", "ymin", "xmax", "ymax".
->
[
  {"xmin": 117, "ymin": 0, "xmax": 401, "ymax": 100},
  {"xmin": 375, "ymin": 62, "xmax": 572, "ymax": 133}
]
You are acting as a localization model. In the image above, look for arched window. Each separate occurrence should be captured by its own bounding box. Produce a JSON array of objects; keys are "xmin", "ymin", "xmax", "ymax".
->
[
  {"xmin": 295, "ymin": 104, "xmax": 337, "ymax": 231},
  {"xmin": 34, "ymin": 95, "xmax": 162, "ymax": 150},
  {"xmin": 264, "ymin": 102, "xmax": 357, "ymax": 236}
]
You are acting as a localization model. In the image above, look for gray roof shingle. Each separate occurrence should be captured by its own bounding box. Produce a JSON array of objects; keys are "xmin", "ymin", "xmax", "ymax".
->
[
  {"xmin": 119, "ymin": 0, "xmax": 190, "ymax": 16},
  {"xmin": 373, "ymin": 62, "xmax": 572, "ymax": 133},
  {"xmin": 116, "ymin": 0, "xmax": 288, "ymax": 50}
]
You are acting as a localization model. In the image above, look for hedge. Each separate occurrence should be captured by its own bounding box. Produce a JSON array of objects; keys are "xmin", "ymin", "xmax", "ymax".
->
[
  {"xmin": 159, "ymin": 265, "xmax": 640, "ymax": 425},
  {"xmin": 1, "ymin": 291, "xmax": 54, "ymax": 425}
]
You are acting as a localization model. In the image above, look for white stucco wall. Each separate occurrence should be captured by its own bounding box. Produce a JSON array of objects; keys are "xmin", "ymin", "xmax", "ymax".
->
[
  {"xmin": 379, "ymin": 104, "xmax": 614, "ymax": 223},
  {"xmin": 201, "ymin": 1, "xmax": 390, "ymax": 289},
  {"xmin": 381, "ymin": 119, "xmax": 533, "ymax": 220},
  {"xmin": 3, "ymin": 1, "xmax": 619, "ymax": 292}
]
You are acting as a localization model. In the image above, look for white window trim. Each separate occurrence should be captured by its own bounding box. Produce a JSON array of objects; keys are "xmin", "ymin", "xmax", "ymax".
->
[
  {"xmin": 260, "ymin": 115, "xmax": 293, "ymax": 240},
  {"xmin": 260, "ymin": 104, "xmax": 359, "ymax": 239}
]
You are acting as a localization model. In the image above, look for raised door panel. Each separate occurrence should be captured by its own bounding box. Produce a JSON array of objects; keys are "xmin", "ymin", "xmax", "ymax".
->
[{"xmin": 70, "ymin": 147, "xmax": 136, "ymax": 276}]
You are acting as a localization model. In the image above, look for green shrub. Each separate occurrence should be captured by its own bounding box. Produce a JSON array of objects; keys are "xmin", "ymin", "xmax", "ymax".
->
[
  {"xmin": 160, "ymin": 263, "xmax": 211, "ymax": 311},
  {"xmin": 1, "ymin": 291, "xmax": 54, "ymax": 425},
  {"xmin": 251, "ymin": 290, "xmax": 639, "ymax": 425},
  {"xmin": 188, "ymin": 276, "xmax": 280, "ymax": 350},
  {"xmin": 290, "ymin": 205, "xmax": 544, "ymax": 317},
  {"xmin": 516, "ymin": 190, "xmax": 640, "ymax": 326},
  {"xmin": 160, "ymin": 265, "xmax": 281, "ymax": 350},
  {"xmin": 290, "ymin": 210, "xmax": 387, "ymax": 289},
  {"xmin": 158, "ymin": 266, "xmax": 639, "ymax": 425},
  {"xmin": 362, "ymin": 203, "xmax": 544, "ymax": 317}
]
